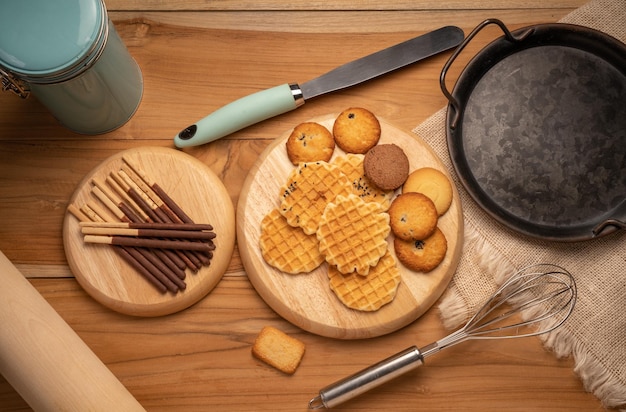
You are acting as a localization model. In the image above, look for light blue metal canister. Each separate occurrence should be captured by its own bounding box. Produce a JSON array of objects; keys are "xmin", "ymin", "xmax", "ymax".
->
[{"xmin": 0, "ymin": 0, "xmax": 143, "ymax": 134}]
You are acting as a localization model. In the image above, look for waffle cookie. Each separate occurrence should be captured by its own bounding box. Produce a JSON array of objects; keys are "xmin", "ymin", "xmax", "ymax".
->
[
  {"xmin": 317, "ymin": 193, "xmax": 390, "ymax": 276},
  {"xmin": 259, "ymin": 208, "xmax": 325, "ymax": 274},
  {"xmin": 328, "ymin": 250, "xmax": 401, "ymax": 311},
  {"xmin": 279, "ymin": 161, "xmax": 354, "ymax": 235},
  {"xmin": 333, "ymin": 154, "xmax": 394, "ymax": 211}
]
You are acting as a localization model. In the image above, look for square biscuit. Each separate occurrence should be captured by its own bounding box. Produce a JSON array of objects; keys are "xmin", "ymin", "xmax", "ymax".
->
[{"xmin": 252, "ymin": 326, "xmax": 306, "ymax": 375}]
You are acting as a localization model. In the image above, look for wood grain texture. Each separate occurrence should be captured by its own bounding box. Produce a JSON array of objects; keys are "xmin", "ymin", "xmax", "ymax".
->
[
  {"xmin": 238, "ymin": 114, "xmax": 463, "ymax": 339},
  {"xmin": 0, "ymin": 275, "xmax": 603, "ymax": 412},
  {"xmin": 105, "ymin": 0, "xmax": 587, "ymax": 11},
  {"xmin": 63, "ymin": 147, "xmax": 236, "ymax": 316},
  {"xmin": 0, "ymin": 1, "xmax": 612, "ymax": 410}
]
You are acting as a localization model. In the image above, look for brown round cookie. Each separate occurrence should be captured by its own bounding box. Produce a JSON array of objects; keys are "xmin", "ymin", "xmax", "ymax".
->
[
  {"xmin": 363, "ymin": 144, "xmax": 410, "ymax": 190},
  {"xmin": 388, "ymin": 192, "xmax": 438, "ymax": 240},
  {"xmin": 403, "ymin": 167, "xmax": 453, "ymax": 216},
  {"xmin": 332, "ymin": 107, "xmax": 381, "ymax": 154},
  {"xmin": 286, "ymin": 122, "xmax": 335, "ymax": 165},
  {"xmin": 394, "ymin": 227, "xmax": 447, "ymax": 272}
]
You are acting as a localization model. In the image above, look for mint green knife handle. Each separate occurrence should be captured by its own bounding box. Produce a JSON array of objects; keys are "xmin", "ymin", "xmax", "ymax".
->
[{"xmin": 174, "ymin": 83, "xmax": 303, "ymax": 148}]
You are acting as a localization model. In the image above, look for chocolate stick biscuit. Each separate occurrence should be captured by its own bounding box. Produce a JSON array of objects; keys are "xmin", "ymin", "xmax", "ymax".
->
[
  {"xmin": 123, "ymin": 247, "xmax": 179, "ymax": 293},
  {"xmin": 105, "ymin": 175, "xmax": 150, "ymax": 222},
  {"xmin": 122, "ymin": 156, "xmax": 194, "ymax": 223},
  {"xmin": 84, "ymin": 235, "xmax": 215, "ymax": 252},
  {"xmin": 115, "ymin": 246, "xmax": 168, "ymax": 294},
  {"xmin": 119, "ymin": 166, "xmax": 212, "ymax": 266},
  {"xmin": 67, "ymin": 204, "xmax": 170, "ymax": 293},
  {"xmin": 79, "ymin": 203, "xmax": 180, "ymax": 291},
  {"xmin": 110, "ymin": 171, "xmax": 199, "ymax": 271},
  {"xmin": 78, "ymin": 203, "xmax": 186, "ymax": 288},
  {"xmin": 81, "ymin": 226, "xmax": 216, "ymax": 240},
  {"xmin": 79, "ymin": 221, "xmax": 213, "ymax": 231},
  {"xmin": 87, "ymin": 183, "xmax": 188, "ymax": 276},
  {"xmin": 117, "ymin": 170, "xmax": 206, "ymax": 270},
  {"xmin": 121, "ymin": 157, "xmax": 216, "ymax": 267},
  {"xmin": 120, "ymin": 163, "xmax": 181, "ymax": 224}
]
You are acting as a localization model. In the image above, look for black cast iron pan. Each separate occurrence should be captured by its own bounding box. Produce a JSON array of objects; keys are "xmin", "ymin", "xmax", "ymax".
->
[{"xmin": 441, "ymin": 19, "xmax": 626, "ymax": 242}]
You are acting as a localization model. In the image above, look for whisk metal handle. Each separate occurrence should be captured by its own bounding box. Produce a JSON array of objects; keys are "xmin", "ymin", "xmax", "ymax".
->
[{"xmin": 308, "ymin": 346, "xmax": 424, "ymax": 409}]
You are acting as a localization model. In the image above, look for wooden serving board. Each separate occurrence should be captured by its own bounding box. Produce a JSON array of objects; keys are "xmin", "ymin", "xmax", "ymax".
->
[
  {"xmin": 237, "ymin": 114, "xmax": 463, "ymax": 339},
  {"xmin": 63, "ymin": 147, "xmax": 236, "ymax": 317}
]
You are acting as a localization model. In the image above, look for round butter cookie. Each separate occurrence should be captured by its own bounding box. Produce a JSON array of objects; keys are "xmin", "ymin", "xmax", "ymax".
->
[
  {"xmin": 388, "ymin": 192, "xmax": 437, "ymax": 241},
  {"xmin": 285, "ymin": 122, "xmax": 335, "ymax": 165},
  {"xmin": 403, "ymin": 167, "xmax": 453, "ymax": 216},
  {"xmin": 394, "ymin": 227, "xmax": 447, "ymax": 272},
  {"xmin": 363, "ymin": 144, "xmax": 410, "ymax": 191},
  {"xmin": 332, "ymin": 107, "xmax": 381, "ymax": 154}
]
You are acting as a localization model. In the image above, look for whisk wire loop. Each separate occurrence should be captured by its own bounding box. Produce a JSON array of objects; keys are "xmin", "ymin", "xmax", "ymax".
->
[
  {"xmin": 460, "ymin": 266, "xmax": 576, "ymax": 342},
  {"xmin": 309, "ymin": 263, "xmax": 577, "ymax": 409}
]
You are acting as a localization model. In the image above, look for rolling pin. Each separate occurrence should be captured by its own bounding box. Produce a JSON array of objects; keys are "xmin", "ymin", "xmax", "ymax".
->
[{"xmin": 0, "ymin": 251, "xmax": 146, "ymax": 411}]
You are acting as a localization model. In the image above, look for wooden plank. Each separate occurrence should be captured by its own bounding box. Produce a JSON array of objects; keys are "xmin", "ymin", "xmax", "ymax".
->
[
  {"xmin": 13, "ymin": 264, "xmax": 74, "ymax": 278},
  {"xmin": 105, "ymin": 0, "xmax": 587, "ymax": 11},
  {"xmin": 109, "ymin": 9, "xmax": 580, "ymax": 32},
  {"xmin": 0, "ymin": 3, "xmax": 612, "ymax": 411},
  {"xmin": 0, "ymin": 276, "xmax": 603, "ymax": 411},
  {"xmin": 0, "ymin": 8, "xmax": 580, "ymax": 266}
]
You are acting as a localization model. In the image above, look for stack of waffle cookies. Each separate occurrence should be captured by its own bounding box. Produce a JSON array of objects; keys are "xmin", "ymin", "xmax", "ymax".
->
[
  {"xmin": 259, "ymin": 108, "xmax": 452, "ymax": 312},
  {"xmin": 260, "ymin": 157, "xmax": 399, "ymax": 312}
]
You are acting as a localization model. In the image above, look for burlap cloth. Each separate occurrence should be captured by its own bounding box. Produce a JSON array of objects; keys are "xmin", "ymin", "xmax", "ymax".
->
[{"xmin": 412, "ymin": 0, "xmax": 626, "ymax": 409}]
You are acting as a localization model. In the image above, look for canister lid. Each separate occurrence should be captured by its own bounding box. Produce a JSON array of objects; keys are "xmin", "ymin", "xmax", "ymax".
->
[{"xmin": 0, "ymin": 0, "xmax": 105, "ymax": 77}]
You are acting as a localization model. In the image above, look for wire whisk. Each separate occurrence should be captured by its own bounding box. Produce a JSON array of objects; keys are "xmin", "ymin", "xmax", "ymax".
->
[{"xmin": 309, "ymin": 263, "xmax": 577, "ymax": 409}]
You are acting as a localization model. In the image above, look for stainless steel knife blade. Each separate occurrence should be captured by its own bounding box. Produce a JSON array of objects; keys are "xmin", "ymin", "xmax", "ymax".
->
[
  {"xmin": 174, "ymin": 26, "xmax": 464, "ymax": 148},
  {"xmin": 300, "ymin": 26, "xmax": 464, "ymax": 100}
]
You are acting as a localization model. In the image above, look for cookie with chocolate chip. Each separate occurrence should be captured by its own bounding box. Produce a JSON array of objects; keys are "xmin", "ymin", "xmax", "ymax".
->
[
  {"xmin": 388, "ymin": 192, "xmax": 438, "ymax": 241},
  {"xmin": 394, "ymin": 227, "xmax": 447, "ymax": 272},
  {"xmin": 332, "ymin": 107, "xmax": 381, "ymax": 154},
  {"xmin": 286, "ymin": 122, "xmax": 335, "ymax": 165}
]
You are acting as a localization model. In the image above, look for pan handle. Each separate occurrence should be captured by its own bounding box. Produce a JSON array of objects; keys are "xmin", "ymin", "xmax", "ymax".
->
[
  {"xmin": 592, "ymin": 199, "xmax": 626, "ymax": 236},
  {"xmin": 440, "ymin": 19, "xmax": 534, "ymax": 129},
  {"xmin": 593, "ymin": 219, "xmax": 626, "ymax": 236}
]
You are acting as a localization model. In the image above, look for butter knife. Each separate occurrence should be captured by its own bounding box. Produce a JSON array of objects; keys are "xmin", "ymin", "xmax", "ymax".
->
[{"xmin": 174, "ymin": 26, "xmax": 464, "ymax": 148}]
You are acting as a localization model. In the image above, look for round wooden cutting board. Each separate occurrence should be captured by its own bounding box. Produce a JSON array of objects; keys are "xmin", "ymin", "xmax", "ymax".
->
[
  {"xmin": 237, "ymin": 113, "xmax": 463, "ymax": 339},
  {"xmin": 63, "ymin": 147, "xmax": 236, "ymax": 317}
]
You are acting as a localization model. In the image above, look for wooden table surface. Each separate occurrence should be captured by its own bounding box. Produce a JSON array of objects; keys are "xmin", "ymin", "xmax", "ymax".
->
[{"xmin": 0, "ymin": 0, "xmax": 612, "ymax": 410}]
